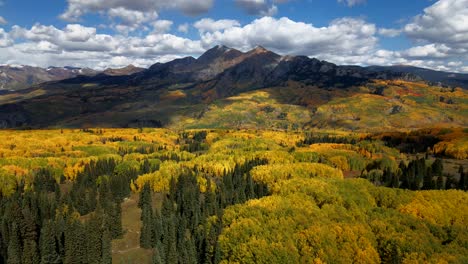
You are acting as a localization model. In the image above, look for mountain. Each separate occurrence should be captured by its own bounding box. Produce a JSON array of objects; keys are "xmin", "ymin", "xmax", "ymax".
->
[
  {"xmin": 366, "ymin": 65, "xmax": 468, "ymax": 89},
  {"xmin": 103, "ymin": 65, "xmax": 145, "ymax": 76},
  {"xmin": 0, "ymin": 64, "xmax": 147, "ymax": 91},
  {"xmin": 0, "ymin": 65, "xmax": 99, "ymax": 91},
  {"xmin": 0, "ymin": 46, "xmax": 466, "ymax": 130}
]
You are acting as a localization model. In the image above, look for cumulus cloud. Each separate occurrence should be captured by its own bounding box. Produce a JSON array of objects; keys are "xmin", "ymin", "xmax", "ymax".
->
[
  {"xmin": 0, "ymin": 28, "xmax": 13, "ymax": 47},
  {"xmin": 378, "ymin": 28, "xmax": 401, "ymax": 37},
  {"xmin": 395, "ymin": 0, "xmax": 468, "ymax": 69},
  {"xmin": 194, "ymin": 18, "xmax": 241, "ymax": 33},
  {"xmin": 337, "ymin": 0, "xmax": 367, "ymax": 7},
  {"xmin": 0, "ymin": 16, "xmax": 6, "ymax": 25},
  {"xmin": 1, "ymin": 23, "xmax": 204, "ymax": 69},
  {"xmin": 178, "ymin": 23, "xmax": 190, "ymax": 33},
  {"xmin": 198, "ymin": 16, "xmax": 377, "ymax": 57},
  {"xmin": 404, "ymin": 0, "xmax": 468, "ymax": 49},
  {"xmin": 60, "ymin": 0, "xmax": 214, "ymax": 22},
  {"xmin": 152, "ymin": 20, "xmax": 173, "ymax": 34},
  {"xmin": 235, "ymin": 0, "xmax": 278, "ymax": 16},
  {"xmin": 107, "ymin": 7, "xmax": 158, "ymax": 27},
  {"xmin": 59, "ymin": 0, "xmax": 213, "ymax": 34}
]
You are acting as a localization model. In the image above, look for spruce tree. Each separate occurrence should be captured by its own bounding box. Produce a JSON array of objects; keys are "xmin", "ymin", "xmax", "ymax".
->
[
  {"xmin": 40, "ymin": 221, "xmax": 60, "ymax": 264},
  {"xmin": 423, "ymin": 167, "xmax": 434, "ymax": 190},
  {"xmin": 138, "ymin": 183, "xmax": 152, "ymax": 208},
  {"xmin": 140, "ymin": 204, "xmax": 153, "ymax": 249},
  {"xmin": 22, "ymin": 240, "xmax": 40, "ymax": 264},
  {"xmin": 152, "ymin": 247, "xmax": 163, "ymax": 264},
  {"xmin": 101, "ymin": 229, "xmax": 112, "ymax": 264},
  {"xmin": 164, "ymin": 216, "xmax": 177, "ymax": 264},
  {"xmin": 7, "ymin": 223, "xmax": 21, "ymax": 264},
  {"xmin": 459, "ymin": 166, "xmax": 466, "ymax": 190}
]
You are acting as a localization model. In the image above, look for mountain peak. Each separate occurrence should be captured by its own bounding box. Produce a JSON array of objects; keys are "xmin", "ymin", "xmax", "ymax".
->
[
  {"xmin": 197, "ymin": 45, "xmax": 243, "ymax": 64},
  {"xmin": 251, "ymin": 45, "xmax": 269, "ymax": 53}
]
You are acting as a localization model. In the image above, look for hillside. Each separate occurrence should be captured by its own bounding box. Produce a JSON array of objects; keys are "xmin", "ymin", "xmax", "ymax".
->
[
  {"xmin": 367, "ymin": 65, "xmax": 468, "ymax": 89},
  {"xmin": 0, "ymin": 46, "xmax": 466, "ymax": 131}
]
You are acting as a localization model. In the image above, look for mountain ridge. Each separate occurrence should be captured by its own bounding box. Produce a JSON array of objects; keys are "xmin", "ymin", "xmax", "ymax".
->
[{"xmin": 0, "ymin": 45, "xmax": 466, "ymax": 129}]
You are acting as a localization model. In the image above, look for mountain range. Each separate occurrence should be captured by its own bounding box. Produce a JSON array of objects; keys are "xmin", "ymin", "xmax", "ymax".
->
[
  {"xmin": 0, "ymin": 45, "xmax": 466, "ymax": 130},
  {"xmin": 0, "ymin": 64, "xmax": 145, "ymax": 92}
]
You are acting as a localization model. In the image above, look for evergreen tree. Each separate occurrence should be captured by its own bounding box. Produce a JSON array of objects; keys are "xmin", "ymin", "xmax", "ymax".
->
[
  {"xmin": 140, "ymin": 204, "xmax": 153, "ymax": 249},
  {"xmin": 423, "ymin": 167, "xmax": 434, "ymax": 190},
  {"xmin": 85, "ymin": 215, "xmax": 102, "ymax": 264},
  {"xmin": 152, "ymin": 247, "xmax": 163, "ymax": 264},
  {"xmin": 101, "ymin": 229, "xmax": 112, "ymax": 264},
  {"xmin": 459, "ymin": 166, "xmax": 466, "ymax": 190},
  {"xmin": 432, "ymin": 158, "xmax": 443, "ymax": 175},
  {"xmin": 40, "ymin": 221, "xmax": 60, "ymax": 264},
  {"xmin": 7, "ymin": 223, "xmax": 22, "ymax": 264},
  {"xmin": 138, "ymin": 183, "xmax": 152, "ymax": 208},
  {"xmin": 164, "ymin": 216, "xmax": 177, "ymax": 264},
  {"xmin": 22, "ymin": 240, "xmax": 40, "ymax": 264}
]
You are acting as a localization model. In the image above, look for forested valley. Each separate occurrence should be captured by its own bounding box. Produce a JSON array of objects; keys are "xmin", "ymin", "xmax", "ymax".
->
[{"xmin": 0, "ymin": 128, "xmax": 466, "ymax": 263}]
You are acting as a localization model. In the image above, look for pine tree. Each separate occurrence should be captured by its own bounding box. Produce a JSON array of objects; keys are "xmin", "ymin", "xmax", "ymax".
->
[
  {"xmin": 458, "ymin": 166, "xmax": 466, "ymax": 191},
  {"xmin": 140, "ymin": 204, "xmax": 153, "ymax": 249},
  {"xmin": 22, "ymin": 240, "xmax": 40, "ymax": 264},
  {"xmin": 138, "ymin": 183, "xmax": 152, "ymax": 208},
  {"xmin": 423, "ymin": 167, "xmax": 434, "ymax": 190},
  {"xmin": 40, "ymin": 221, "xmax": 60, "ymax": 264},
  {"xmin": 152, "ymin": 247, "xmax": 163, "ymax": 264},
  {"xmin": 432, "ymin": 158, "xmax": 443, "ymax": 176},
  {"xmin": 86, "ymin": 215, "xmax": 102, "ymax": 264},
  {"xmin": 164, "ymin": 215, "xmax": 177, "ymax": 264},
  {"xmin": 7, "ymin": 223, "xmax": 21, "ymax": 264},
  {"xmin": 101, "ymin": 229, "xmax": 112, "ymax": 264}
]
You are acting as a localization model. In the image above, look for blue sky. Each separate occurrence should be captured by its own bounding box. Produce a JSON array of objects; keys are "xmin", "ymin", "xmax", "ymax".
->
[{"xmin": 0, "ymin": 0, "xmax": 467, "ymax": 72}]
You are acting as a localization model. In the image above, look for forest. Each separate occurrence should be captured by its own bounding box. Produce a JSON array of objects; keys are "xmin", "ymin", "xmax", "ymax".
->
[{"xmin": 0, "ymin": 128, "xmax": 466, "ymax": 263}]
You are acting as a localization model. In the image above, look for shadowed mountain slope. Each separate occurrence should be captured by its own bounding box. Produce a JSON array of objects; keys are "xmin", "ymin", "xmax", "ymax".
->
[{"xmin": 0, "ymin": 46, "xmax": 466, "ymax": 130}]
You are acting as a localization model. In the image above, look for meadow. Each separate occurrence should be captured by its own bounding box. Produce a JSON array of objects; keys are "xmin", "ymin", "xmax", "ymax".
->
[{"xmin": 0, "ymin": 128, "xmax": 466, "ymax": 263}]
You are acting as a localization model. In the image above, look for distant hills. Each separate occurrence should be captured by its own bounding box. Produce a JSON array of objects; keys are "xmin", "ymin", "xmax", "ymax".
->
[
  {"xmin": 0, "ymin": 64, "xmax": 145, "ymax": 91},
  {"xmin": 0, "ymin": 45, "xmax": 466, "ymax": 130},
  {"xmin": 366, "ymin": 65, "xmax": 468, "ymax": 89}
]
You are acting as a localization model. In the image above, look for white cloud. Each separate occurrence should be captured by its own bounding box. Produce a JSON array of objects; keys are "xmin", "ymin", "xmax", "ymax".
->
[
  {"xmin": 64, "ymin": 24, "xmax": 96, "ymax": 42},
  {"xmin": 0, "ymin": 28, "xmax": 13, "ymax": 47},
  {"xmin": 1, "ymin": 23, "xmax": 204, "ymax": 69},
  {"xmin": 199, "ymin": 16, "xmax": 377, "ymax": 57},
  {"xmin": 404, "ymin": 0, "xmax": 468, "ymax": 49},
  {"xmin": 0, "ymin": 16, "xmax": 6, "ymax": 25},
  {"xmin": 402, "ymin": 44, "xmax": 451, "ymax": 59},
  {"xmin": 178, "ymin": 23, "xmax": 190, "ymax": 33},
  {"xmin": 108, "ymin": 7, "xmax": 158, "ymax": 29},
  {"xmin": 235, "ymin": 0, "xmax": 286, "ymax": 16},
  {"xmin": 337, "ymin": 0, "xmax": 367, "ymax": 7},
  {"xmin": 152, "ymin": 20, "xmax": 173, "ymax": 34},
  {"xmin": 194, "ymin": 18, "xmax": 241, "ymax": 33},
  {"xmin": 392, "ymin": 0, "xmax": 468, "ymax": 70},
  {"xmin": 60, "ymin": 0, "xmax": 214, "ymax": 22},
  {"xmin": 378, "ymin": 28, "xmax": 401, "ymax": 37},
  {"xmin": 235, "ymin": 0, "xmax": 278, "ymax": 16}
]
